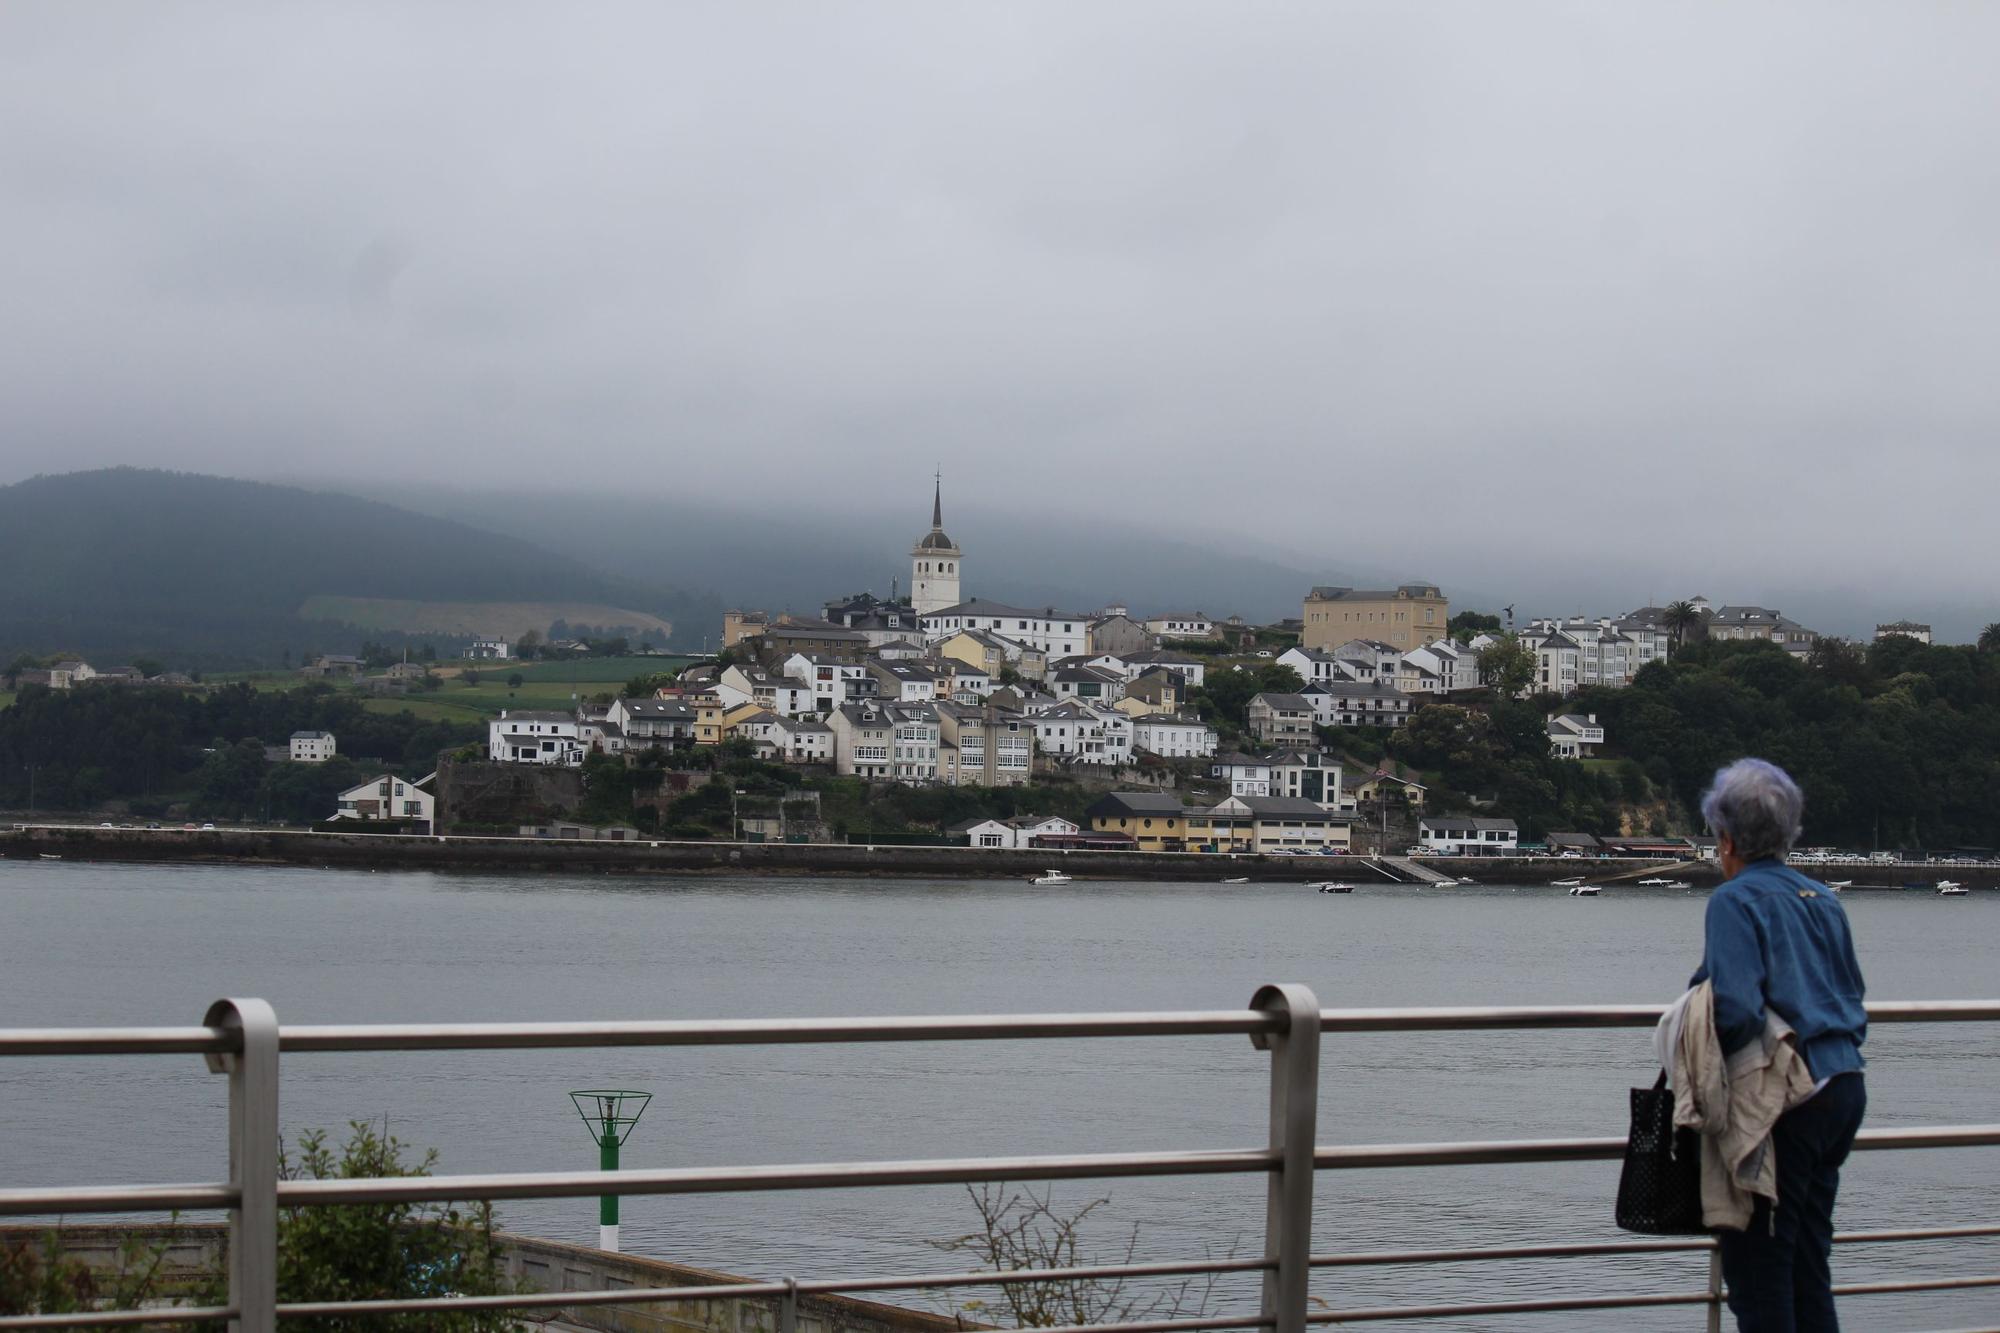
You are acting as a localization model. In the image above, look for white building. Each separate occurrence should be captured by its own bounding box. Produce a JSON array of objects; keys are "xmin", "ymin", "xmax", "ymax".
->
[
  {"xmin": 289, "ymin": 730, "xmax": 336, "ymax": 763},
  {"xmin": 1144, "ymin": 613, "xmax": 1214, "ymax": 641},
  {"xmin": 784, "ymin": 654, "xmax": 879, "ymax": 713},
  {"xmin": 1211, "ymin": 753, "xmax": 1273, "ymax": 797},
  {"xmin": 867, "ymin": 660, "xmax": 943, "ymax": 703},
  {"xmin": 487, "ymin": 710, "xmax": 584, "ymax": 765},
  {"xmin": 910, "ymin": 479, "xmax": 963, "ymax": 616},
  {"xmin": 1051, "ymin": 662, "xmax": 1126, "ymax": 705},
  {"xmin": 466, "ymin": 639, "xmax": 512, "ymax": 661},
  {"xmin": 717, "ymin": 664, "xmax": 816, "ymax": 717},
  {"xmin": 1547, "ymin": 712, "xmax": 1605, "ymax": 759},
  {"xmin": 608, "ymin": 697, "xmax": 697, "ymax": 747},
  {"xmin": 1418, "ymin": 817, "xmax": 1519, "ymax": 856},
  {"xmin": 1265, "ymin": 750, "xmax": 1345, "ymax": 811},
  {"xmin": 332, "ymin": 773, "xmax": 434, "ymax": 828},
  {"xmin": 951, "ymin": 814, "xmax": 1082, "ymax": 849},
  {"xmin": 1110, "ymin": 650, "xmax": 1206, "ymax": 688},
  {"xmin": 738, "ymin": 710, "xmax": 835, "ymax": 764},
  {"xmin": 1131, "ymin": 713, "xmax": 1217, "ymax": 759},
  {"xmin": 1301, "ymin": 682, "xmax": 1412, "ymax": 729},
  {"xmin": 921, "ymin": 599, "xmax": 1091, "ymax": 662},
  {"xmin": 1875, "ymin": 621, "xmax": 1932, "ymax": 645},
  {"xmin": 1031, "ymin": 701, "xmax": 1131, "ymax": 765},
  {"xmin": 1403, "ymin": 640, "xmax": 1480, "ymax": 693},
  {"xmin": 886, "ymin": 703, "xmax": 941, "ymax": 783}
]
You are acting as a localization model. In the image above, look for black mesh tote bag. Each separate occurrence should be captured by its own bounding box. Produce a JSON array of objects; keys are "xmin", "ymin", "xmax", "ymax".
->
[{"xmin": 1615, "ymin": 1072, "xmax": 1707, "ymax": 1234}]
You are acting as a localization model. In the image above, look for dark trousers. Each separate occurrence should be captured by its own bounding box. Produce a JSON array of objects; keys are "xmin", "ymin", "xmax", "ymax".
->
[{"xmin": 1717, "ymin": 1073, "xmax": 1868, "ymax": 1333}]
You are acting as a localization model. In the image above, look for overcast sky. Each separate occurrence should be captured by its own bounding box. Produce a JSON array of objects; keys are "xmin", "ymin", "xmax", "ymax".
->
[{"xmin": 3, "ymin": 3, "xmax": 1997, "ymax": 625}]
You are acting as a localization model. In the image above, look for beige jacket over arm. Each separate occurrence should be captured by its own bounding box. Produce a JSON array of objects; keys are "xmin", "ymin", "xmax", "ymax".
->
[{"xmin": 1670, "ymin": 980, "xmax": 1819, "ymax": 1231}]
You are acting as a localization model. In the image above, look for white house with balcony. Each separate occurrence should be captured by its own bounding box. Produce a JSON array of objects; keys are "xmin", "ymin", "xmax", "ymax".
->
[
  {"xmin": 1212, "ymin": 752, "xmax": 1273, "ymax": 797},
  {"xmin": 487, "ymin": 711, "xmax": 585, "ymax": 765},
  {"xmin": 332, "ymin": 773, "xmax": 435, "ymax": 829},
  {"xmin": 1547, "ymin": 712, "xmax": 1606, "ymax": 759}
]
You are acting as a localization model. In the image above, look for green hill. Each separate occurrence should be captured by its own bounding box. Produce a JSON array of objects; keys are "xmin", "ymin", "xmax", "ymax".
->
[{"xmin": 0, "ymin": 469, "xmax": 717, "ymax": 667}]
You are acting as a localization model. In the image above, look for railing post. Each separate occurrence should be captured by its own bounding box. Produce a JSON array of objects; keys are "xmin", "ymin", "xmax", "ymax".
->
[
  {"xmin": 205, "ymin": 998, "xmax": 280, "ymax": 1333},
  {"xmin": 1705, "ymin": 1245, "xmax": 1724, "ymax": 1333},
  {"xmin": 780, "ymin": 1275, "xmax": 798, "ymax": 1333},
  {"xmin": 1250, "ymin": 983, "xmax": 1320, "ymax": 1333}
]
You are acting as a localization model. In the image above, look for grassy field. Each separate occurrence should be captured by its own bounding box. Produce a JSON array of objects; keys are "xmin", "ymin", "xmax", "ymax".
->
[
  {"xmin": 501, "ymin": 655, "xmax": 696, "ymax": 683},
  {"xmin": 297, "ymin": 595, "xmax": 674, "ymax": 641},
  {"xmin": 0, "ymin": 691, "xmax": 14, "ymax": 711},
  {"xmin": 361, "ymin": 657, "xmax": 698, "ymax": 720}
]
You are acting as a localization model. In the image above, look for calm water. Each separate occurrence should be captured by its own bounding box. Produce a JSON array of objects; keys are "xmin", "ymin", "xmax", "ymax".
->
[{"xmin": 2, "ymin": 861, "xmax": 1996, "ymax": 1330}]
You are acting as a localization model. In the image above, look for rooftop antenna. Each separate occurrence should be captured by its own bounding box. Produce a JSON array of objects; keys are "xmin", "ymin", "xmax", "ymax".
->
[{"xmin": 570, "ymin": 1089, "xmax": 651, "ymax": 1252}]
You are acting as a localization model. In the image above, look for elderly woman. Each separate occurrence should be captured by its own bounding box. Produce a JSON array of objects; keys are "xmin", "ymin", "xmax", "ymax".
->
[{"xmin": 1691, "ymin": 758, "xmax": 1867, "ymax": 1332}]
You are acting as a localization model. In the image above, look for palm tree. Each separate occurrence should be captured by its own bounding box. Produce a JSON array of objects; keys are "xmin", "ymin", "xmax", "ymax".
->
[
  {"xmin": 1980, "ymin": 623, "xmax": 2000, "ymax": 654},
  {"xmin": 1662, "ymin": 600, "xmax": 1703, "ymax": 653}
]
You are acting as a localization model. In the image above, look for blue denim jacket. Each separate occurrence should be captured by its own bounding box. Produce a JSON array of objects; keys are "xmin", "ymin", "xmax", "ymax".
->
[{"xmin": 1689, "ymin": 858, "xmax": 1867, "ymax": 1079}]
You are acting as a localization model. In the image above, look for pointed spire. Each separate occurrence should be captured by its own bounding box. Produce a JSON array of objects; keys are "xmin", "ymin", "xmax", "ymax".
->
[{"xmin": 932, "ymin": 470, "xmax": 943, "ymax": 530}]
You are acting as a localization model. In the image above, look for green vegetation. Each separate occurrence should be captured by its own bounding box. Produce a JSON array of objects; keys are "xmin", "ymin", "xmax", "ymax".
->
[
  {"xmin": 0, "ymin": 682, "xmax": 480, "ymax": 819},
  {"xmin": 1186, "ymin": 663, "xmax": 1305, "ymax": 745},
  {"xmin": 505, "ymin": 655, "xmax": 696, "ymax": 683},
  {"xmin": 1581, "ymin": 635, "xmax": 2000, "ymax": 849},
  {"xmin": 3, "ymin": 1124, "xmax": 522, "ymax": 1330},
  {"xmin": 1447, "ymin": 610, "xmax": 1502, "ymax": 638}
]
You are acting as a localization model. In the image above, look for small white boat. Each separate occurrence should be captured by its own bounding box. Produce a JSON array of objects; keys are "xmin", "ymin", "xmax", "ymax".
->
[
  {"xmin": 1221, "ymin": 876, "xmax": 1250, "ymax": 884},
  {"xmin": 1827, "ymin": 880, "xmax": 1852, "ymax": 889},
  {"xmin": 1568, "ymin": 884, "xmax": 1603, "ymax": 896},
  {"xmin": 1938, "ymin": 881, "xmax": 1969, "ymax": 896},
  {"xmin": 1029, "ymin": 870, "xmax": 1073, "ymax": 886},
  {"xmin": 1637, "ymin": 877, "xmax": 1673, "ymax": 887},
  {"xmin": 37, "ymin": 853, "xmax": 62, "ymax": 861},
  {"xmin": 1553, "ymin": 877, "xmax": 1585, "ymax": 888},
  {"xmin": 1313, "ymin": 882, "xmax": 1356, "ymax": 894}
]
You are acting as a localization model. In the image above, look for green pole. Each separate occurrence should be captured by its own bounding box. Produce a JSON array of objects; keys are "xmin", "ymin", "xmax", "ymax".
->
[{"xmin": 600, "ymin": 1129, "xmax": 619, "ymax": 1230}]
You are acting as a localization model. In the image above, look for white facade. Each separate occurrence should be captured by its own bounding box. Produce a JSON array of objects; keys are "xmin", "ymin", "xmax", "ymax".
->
[
  {"xmin": 1875, "ymin": 621, "xmax": 1932, "ymax": 645},
  {"xmin": 1301, "ymin": 682, "xmax": 1412, "ymax": 729},
  {"xmin": 921, "ymin": 599, "xmax": 1091, "ymax": 662},
  {"xmin": 1144, "ymin": 613, "xmax": 1214, "ymax": 641},
  {"xmin": 333, "ymin": 774, "xmax": 434, "ymax": 827},
  {"xmin": 828, "ymin": 704, "xmax": 894, "ymax": 779},
  {"xmin": 1212, "ymin": 754, "xmax": 1273, "ymax": 797},
  {"xmin": 1131, "ymin": 713, "xmax": 1217, "ymax": 759},
  {"xmin": 488, "ymin": 711, "xmax": 584, "ymax": 765},
  {"xmin": 466, "ymin": 639, "xmax": 512, "ymax": 660},
  {"xmin": 784, "ymin": 654, "xmax": 877, "ymax": 713},
  {"xmin": 1031, "ymin": 702, "xmax": 1131, "ymax": 765},
  {"xmin": 887, "ymin": 703, "xmax": 941, "ymax": 783},
  {"xmin": 1547, "ymin": 712, "xmax": 1606, "ymax": 759},
  {"xmin": 740, "ymin": 712, "xmax": 834, "ymax": 763},
  {"xmin": 1418, "ymin": 817, "xmax": 1519, "ymax": 856},
  {"xmin": 717, "ymin": 665, "xmax": 817, "ymax": 717},
  {"xmin": 1403, "ymin": 641, "xmax": 1480, "ymax": 693},
  {"xmin": 289, "ymin": 731, "xmax": 336, "ymax": 763}
]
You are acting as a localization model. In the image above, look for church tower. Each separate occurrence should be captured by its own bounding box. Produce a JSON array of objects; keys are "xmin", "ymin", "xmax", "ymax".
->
[{"xmin": 910, "ymin": 475, "xmax": 962, "ymax": 616}]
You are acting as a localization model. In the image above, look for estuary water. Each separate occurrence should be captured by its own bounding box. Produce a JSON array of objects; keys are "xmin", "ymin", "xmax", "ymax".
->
[{"xmin": 1, "ymin": 861, "xmax": 1995, "ymax": 1330}]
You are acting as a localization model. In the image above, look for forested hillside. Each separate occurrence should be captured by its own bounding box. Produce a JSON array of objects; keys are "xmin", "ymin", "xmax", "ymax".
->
[{"xmin": 0, "ymin": 470, "xmax": 718, "ymax": 665}]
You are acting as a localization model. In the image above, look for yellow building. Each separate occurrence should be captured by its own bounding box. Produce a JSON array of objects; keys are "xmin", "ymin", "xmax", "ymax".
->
[
  {"xmin": 687, "ymin": 691, "xmax": 727, "ymax": 745},
  {"xmin": 1084, "ymin": 792, "xmax": 1189, "ymax": 852},
  {"xmin": 1302, "ymin": 584, "xmax": 1448, "ymax": 653}
]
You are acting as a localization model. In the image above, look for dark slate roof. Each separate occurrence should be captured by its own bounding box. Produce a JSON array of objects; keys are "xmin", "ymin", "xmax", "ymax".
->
[
  {"xmin": 1251, "ymin": 693, "xmax": 1315, "ymax": 711},
  {"xmin": 1086, "ymin": 792, "xmax": 1188, "ymax": 818}
]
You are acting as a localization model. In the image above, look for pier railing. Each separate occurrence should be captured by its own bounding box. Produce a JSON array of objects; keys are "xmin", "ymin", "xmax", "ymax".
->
[{"xmin": 1, "ymin": 991, "xmax": 1997, "ymax": 1331}]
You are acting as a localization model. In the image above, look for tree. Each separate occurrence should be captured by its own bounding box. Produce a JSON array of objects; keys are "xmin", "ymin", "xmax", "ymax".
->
[
  {"xmin": 927, "ymin": 1185, "xmax": 1229, "ymax": 1330},
  {"xmin": 1447, "ymin": 611, "xmax": 1502, "ymax": 641},
  {"xmin": 514, "ymin": 629, "xmax": 542, "ymax": 661},
  {"xmin": 1980, "ymin": 623, "xmax": 2000, "ymax": 653},
  {"xmin": 1662, "ymin": 601, "xmax": 1705, "ymax": 653},
  {"xmin": 505, "ymin": 673, "xmax": 524, "ymax": 689},
  {"xmin": 277, "ymin": 1122, "xmax": 523, "ymax": 1332},
  {"xmin": 1476, "ymin": 635, "xmax": 1538, "ymax": 698},
  {"xmin": 462, "ymin": 670, "xmax": 482, "ymax": 687}
]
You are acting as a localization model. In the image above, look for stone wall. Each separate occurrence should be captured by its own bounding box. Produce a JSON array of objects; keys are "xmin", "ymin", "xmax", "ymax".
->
[{"xmin": 0, "ymin": 1224, "xmax": 965, "ymax": 1333}]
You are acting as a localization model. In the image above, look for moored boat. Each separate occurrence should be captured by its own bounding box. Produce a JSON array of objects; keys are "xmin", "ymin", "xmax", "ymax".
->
[
  {"xmin": 1568, "ymin": 884, "xmax": 1602, "ymax": 896},
  {"xmin": 1312, "ymin": 882, "xmax": 1355, "ymax": 893},
  {"xmin": 1030, "ymin": 870, "xmax": 1073, "ymax": 886}
]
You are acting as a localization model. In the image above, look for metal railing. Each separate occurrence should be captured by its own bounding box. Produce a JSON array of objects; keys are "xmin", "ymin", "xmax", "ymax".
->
[{"xmin": 1, "ymin": 990, "xmax": 1997, "ymax": 1332}]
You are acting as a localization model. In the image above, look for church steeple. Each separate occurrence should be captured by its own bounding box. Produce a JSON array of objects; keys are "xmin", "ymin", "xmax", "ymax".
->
[{"xmin": 910, "ymin": 471, "xmax": 962, "ymax": 616}]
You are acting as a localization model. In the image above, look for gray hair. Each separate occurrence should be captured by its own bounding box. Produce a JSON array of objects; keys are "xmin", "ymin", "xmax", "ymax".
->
[{"xmin": 1700, "ymin": 758, "xmax": 1805, "ymax": 861}]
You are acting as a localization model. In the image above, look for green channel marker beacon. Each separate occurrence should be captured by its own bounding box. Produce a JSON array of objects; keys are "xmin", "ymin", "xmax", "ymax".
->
[{"xmin": 569, "ymin": 1089, "xmax": 652, "ymax": 1252}]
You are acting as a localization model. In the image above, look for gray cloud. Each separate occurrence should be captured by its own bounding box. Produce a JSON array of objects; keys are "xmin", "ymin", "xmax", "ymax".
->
[{"xmin": 2, "ymin": 1, "xmax": 1997, "ymax": 631}]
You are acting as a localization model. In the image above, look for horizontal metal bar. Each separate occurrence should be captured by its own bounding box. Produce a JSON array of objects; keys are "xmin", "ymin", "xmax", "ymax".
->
[
  {"xmin": 810, "ymin": 1254, "xmax": 1274, "ymax": 1295},
  {"xmin": 1317, "ymin": 998, "xmax": 2000, "ymax": 1033},
  {"xmin": 2, "ymin": 999, "xmax": 1994, "ymax": 1060},
  {"xmin": 1311, "ymin": 1238, "xmax": 1714, "ymax": 1266},
  {"xmin": 1832, "ymin": 1274, "xmax": 2000, "ymax": 1297},
  {"xmin": 1313, "ymin": 1124, "xmax": 2000, "ymax": 1171},
  {"xmin": 0, "ymin": 1183, "xmax": 238, "ymax": 1217},
  {"xmin": 0, "ymin": 1308, "xmax": 233, "ymax": 1328},
  {"xmin": 1836, "ymin": 1223, "xmax": 2000, "ymax": 1244},
  {"xmin": 1307, "ymin": 1288, "xmax": 1714, "ymax": 1322},
  {"xmin": 277, "ymin": 1147, "xmax": 1278, "ymax": 1206},
  {"xmin": 0, "ymin": 1027, "xmax": 231, "ymax": 1057}
]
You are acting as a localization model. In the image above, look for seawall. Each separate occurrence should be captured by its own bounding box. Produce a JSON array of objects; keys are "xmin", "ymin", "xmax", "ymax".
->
[{"xmin": 0, "ymin": 822, "xmax": 1759, "ymax": 884}]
